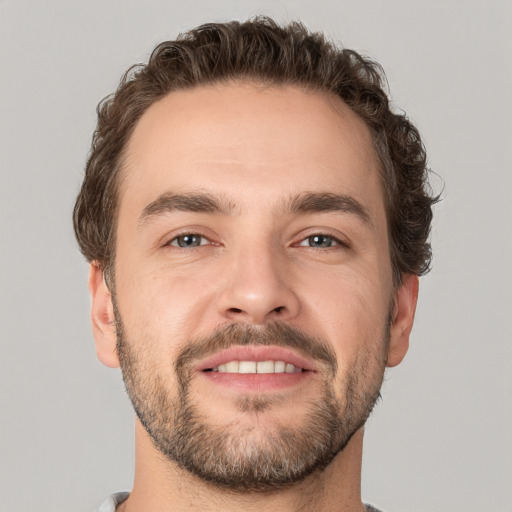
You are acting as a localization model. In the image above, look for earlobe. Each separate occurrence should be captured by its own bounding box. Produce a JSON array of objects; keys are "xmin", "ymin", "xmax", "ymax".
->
[
  {"xmin": 387, "ymin": 274, "xmax": 419, "ymax": 368},
  {"xmin": 88, "ymin": 262, "xmax": 120, "ymax": 368}
]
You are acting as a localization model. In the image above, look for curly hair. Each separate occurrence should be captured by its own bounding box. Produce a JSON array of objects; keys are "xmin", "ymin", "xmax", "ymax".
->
[{"xmin": 73, "ymin": 17, "xmax": 438, "ymax": 285}]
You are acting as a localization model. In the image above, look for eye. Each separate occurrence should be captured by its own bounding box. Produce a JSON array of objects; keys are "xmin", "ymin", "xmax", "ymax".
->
[
  {"xmin": 298, "ymin": 234, "xmax": 343, "ymax": 248},
  {"xmin": 168, "ymin": 234, "xmax": 209, "ymax": 248}
]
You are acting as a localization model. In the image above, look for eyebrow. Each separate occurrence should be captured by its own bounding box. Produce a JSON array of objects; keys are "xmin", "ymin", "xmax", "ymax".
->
[
  {"xmin": 138, "ymin": 192, "xmax": 234, "ymax": 227},
  {"xmin": 289, "ymin": 192, "xmax": 372, "ymax": 226},
  {"xmin": 138, "ymin": 190, "xmax": 372, "ymax": 227}
]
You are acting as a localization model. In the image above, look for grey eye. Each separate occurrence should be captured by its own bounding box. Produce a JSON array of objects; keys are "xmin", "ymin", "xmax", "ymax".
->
[
  {"xmin": 170, "ymin": 234, "xmax": 206, "ymax": 248},
  {"xmin": 298, "ymin": 235, "xmax": 339, "ymax": 248},
  {"xmin": 308, "ymin": 235, "xmax": 334, "ymax": 248}
]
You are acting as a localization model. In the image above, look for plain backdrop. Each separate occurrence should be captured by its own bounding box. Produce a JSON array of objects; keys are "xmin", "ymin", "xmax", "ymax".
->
[{"xmin": 1, "ymin": 1, "xmax": 511, "ymax": 511}]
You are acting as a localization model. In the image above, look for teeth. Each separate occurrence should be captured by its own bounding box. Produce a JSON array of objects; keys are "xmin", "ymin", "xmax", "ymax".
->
[
  {"xmin": 225, "ymin": 361, "xmax": 240, "ymax": 373},
  {"xmin": 239, "ymin": 361, "xmax": 257, "ymax": 373},
  {"xmin": 286, "ymin": 363, "xmax": 298, "ymax": 373},
  {"xmin": 257, "ymin": 360, "xmax": 275, "ymax": 374},
  {"xmin": 274, "ymin": 361, "xmax": 286, "ymax": 373},
  {"xmin": 214, "ymin": 360, "xmax": 302, "ymax": 374}
]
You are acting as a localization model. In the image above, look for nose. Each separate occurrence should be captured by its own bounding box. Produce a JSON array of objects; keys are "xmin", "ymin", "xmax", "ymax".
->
[{"xmin": 216, "ymin": 242, "xmax": 301, "ymax": 325}]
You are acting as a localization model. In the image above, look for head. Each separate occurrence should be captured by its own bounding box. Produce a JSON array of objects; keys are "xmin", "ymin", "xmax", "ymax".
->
[
  {"xmin": 75, "ymin": 18, "xmax": 436, "ymax": 491},
  {"xmin": 74, "ymin": 17, "xmax": 435, "ymax": 286}
]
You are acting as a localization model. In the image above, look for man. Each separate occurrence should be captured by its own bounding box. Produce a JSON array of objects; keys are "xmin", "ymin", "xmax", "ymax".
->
[{"xmin": 74, "ymin": 17, "xmax": 437, "ymax": 512}]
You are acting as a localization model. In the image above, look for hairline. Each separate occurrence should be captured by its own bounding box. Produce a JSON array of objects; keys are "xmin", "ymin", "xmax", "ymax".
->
[{"xmin": 103, "ymin": 79, "xmax": 400, "ymax": 286}]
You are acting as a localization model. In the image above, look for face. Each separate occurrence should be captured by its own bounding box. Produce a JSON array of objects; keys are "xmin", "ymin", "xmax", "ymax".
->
[{"xmin": 91, "ymin": 82, "xmax": 417, "ymax": 490}]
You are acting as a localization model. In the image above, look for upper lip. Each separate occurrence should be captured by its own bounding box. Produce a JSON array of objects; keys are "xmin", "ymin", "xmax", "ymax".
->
[{"xmin": 196, "ymin": 346, "xmax": 316, "ymax": 372}]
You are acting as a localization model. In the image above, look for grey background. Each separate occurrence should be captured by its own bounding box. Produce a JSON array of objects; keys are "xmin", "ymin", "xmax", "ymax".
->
[{"xmin": 1, "ymin": 1, "xmax": 511, "ymax": 511}]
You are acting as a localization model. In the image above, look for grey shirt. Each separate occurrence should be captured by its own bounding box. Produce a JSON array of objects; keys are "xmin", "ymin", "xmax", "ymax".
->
[{"xmin": 97, "ymin": 492, "xmax": 383, "ymax": 511}]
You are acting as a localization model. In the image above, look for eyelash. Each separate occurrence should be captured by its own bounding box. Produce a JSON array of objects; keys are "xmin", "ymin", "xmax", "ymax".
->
[
  {"xmin": 165, "ymin": 232, "xmax": 348, "ymax": 250},
  {"xmin": 166, "ymin": 233, "xmax": 212, "ymax": 248},
  {"xmin": 296, "ymin": 233, "xmax": 347, "ymax": 249}
]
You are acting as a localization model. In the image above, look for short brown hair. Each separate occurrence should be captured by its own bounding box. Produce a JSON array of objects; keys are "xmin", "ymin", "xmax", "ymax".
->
[{"xmin": 73, "ymin": 17, "xmax": 438, "ymax": 284}]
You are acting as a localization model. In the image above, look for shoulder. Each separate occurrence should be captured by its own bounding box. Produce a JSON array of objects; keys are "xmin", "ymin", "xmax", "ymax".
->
[
  {"xmin": 96, "ymin": 492, "xmax": 130, "ymax": 512},
  {"xmin": 365, "ymin": 505, "xmax": 384, "ymax": 512}
]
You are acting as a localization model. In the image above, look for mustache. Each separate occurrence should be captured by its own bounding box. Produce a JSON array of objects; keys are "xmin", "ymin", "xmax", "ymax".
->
[{"xmin": 175, "ymin": 322, "xmax": 338, "ymax": 376}]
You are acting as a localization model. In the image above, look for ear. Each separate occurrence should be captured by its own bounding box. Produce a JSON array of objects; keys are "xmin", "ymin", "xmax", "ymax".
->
[
  {"xmin": 387, "ymin": 273, "xmax": 419, "ymax": 367},
  {"xmin": 88, "ymin": 262, "xmax": 120, "ymax": 368}
]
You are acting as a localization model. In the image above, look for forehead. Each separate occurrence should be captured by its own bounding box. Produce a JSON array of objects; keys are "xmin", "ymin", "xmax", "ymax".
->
[{"xmin": 119, "ymin": 82, "xmax": 383, "ymax": 218}]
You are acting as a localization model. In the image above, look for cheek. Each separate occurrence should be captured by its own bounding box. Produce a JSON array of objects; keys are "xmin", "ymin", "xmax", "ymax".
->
[
  {"xmin": 301, "ymin": 266, "xmax": 391, "ymax": 362},
  {"xmin": 114, "ymin": 259, "xmax": 220, "ymax": 349}
]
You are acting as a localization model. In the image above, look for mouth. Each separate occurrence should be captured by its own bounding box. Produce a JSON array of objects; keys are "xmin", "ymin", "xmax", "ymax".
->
[
  {"xmin": 205, "ymin": 360, "xmax": 304, "ymax": 374},
  {"xmin": 196, "ymin": 346, "xmax": 315, "ymax": 391}
]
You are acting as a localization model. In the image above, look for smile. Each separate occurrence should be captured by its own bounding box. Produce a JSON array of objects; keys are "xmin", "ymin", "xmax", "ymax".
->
[
  {"xmin": 197, "ymin": 346, "xmax": 314, "ymax": 392},
  {"xmin": 197, "ymin": 345, "xmax": 315, "ymax": 373},
  {"xmin": 207, "ymin": 360, "xmax": 304, "ymax": 374}
]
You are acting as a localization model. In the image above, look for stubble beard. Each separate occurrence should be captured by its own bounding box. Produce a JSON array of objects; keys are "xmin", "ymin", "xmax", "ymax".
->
[{"xmin": 114, "ymin": 310, "xmax": 389, "ymax": 492}]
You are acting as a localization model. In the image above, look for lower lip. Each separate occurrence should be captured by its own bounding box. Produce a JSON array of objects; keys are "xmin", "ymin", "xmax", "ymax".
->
[{"xmin": 200, "ymin": 371, "xmax": 312, "ymax": 392}]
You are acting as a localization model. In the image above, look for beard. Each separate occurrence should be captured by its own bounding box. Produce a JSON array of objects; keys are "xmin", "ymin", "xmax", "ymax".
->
[{"xmin": 114, "ymin": 308, "xmax": 390, "ymax": 492}]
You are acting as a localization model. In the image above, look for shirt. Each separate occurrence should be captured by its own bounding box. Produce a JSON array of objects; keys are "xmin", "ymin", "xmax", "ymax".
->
[{"xmin": 97, "ymin": 492, "xmax": 384, "ymax": 511}]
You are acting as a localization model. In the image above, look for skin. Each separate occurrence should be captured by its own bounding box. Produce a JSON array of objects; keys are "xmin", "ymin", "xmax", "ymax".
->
[{"xmin": 89, "ymin": 82, "xmax": 418, "ymax": 511}]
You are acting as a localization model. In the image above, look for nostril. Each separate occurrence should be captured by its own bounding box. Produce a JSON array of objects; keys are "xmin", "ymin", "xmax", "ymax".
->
[
  {"xmin": 272, "ymin": 306, "xmax": 285, "ymax": 314},
  {"xmin": 228, "ymin": 308, "xmax": 243, "ymax": 314}
]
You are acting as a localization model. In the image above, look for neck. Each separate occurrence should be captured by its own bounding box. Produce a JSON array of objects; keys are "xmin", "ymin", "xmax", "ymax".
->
[{"xmin": 119, "ymin": 419, "xmax": 366, "ymax": 512}]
